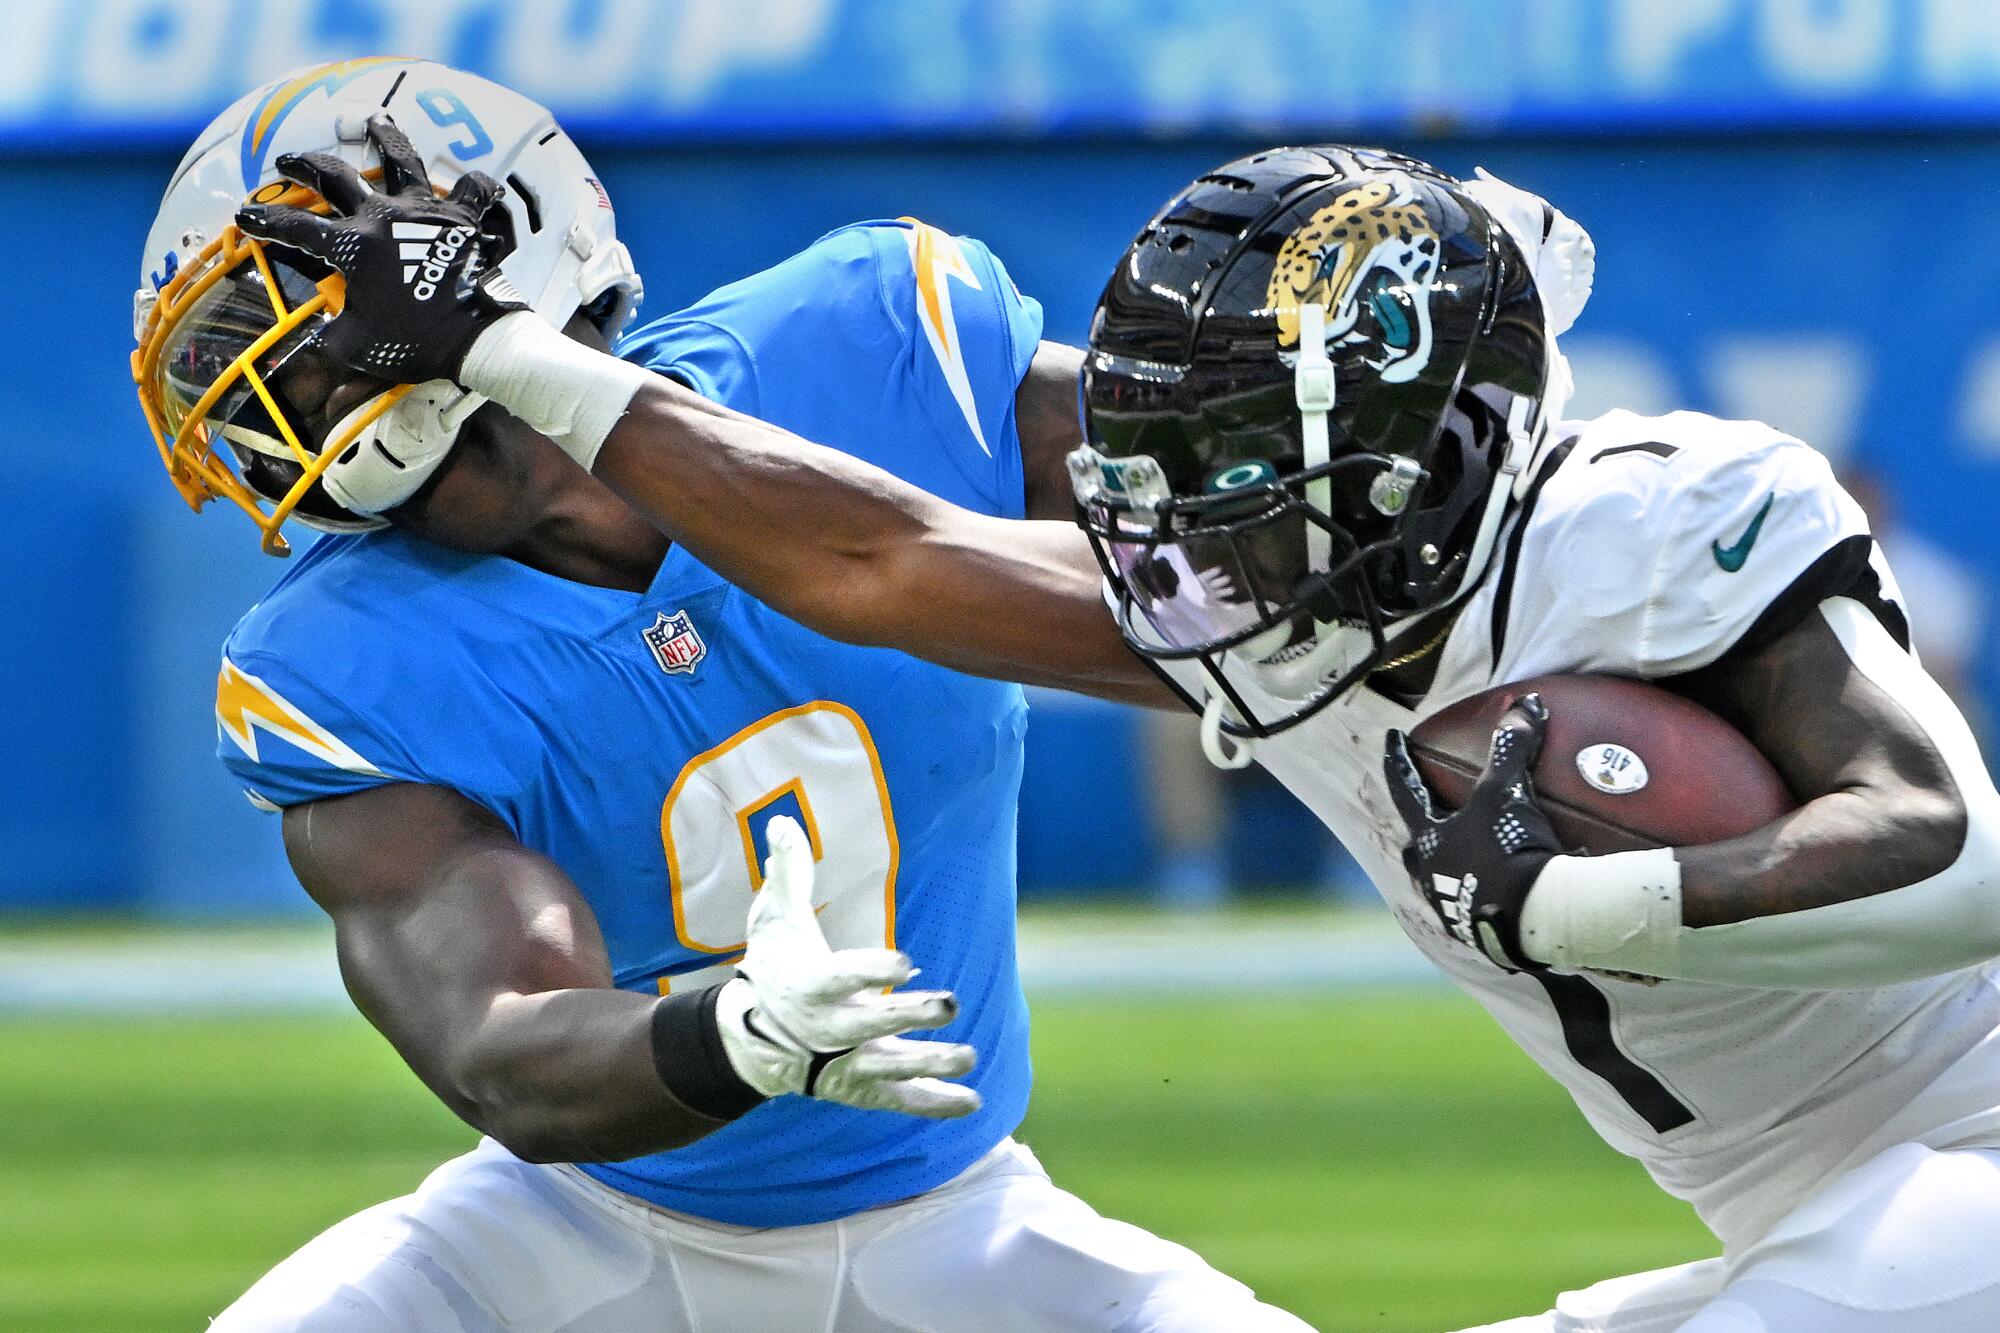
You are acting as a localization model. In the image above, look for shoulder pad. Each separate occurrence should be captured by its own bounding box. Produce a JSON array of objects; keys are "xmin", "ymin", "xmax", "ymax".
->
[{"xmin": 1504, "ymin": 412, "xmax": 1868, "ymax": 678}]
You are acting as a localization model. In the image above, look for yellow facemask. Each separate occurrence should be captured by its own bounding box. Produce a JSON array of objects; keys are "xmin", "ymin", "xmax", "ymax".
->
[{"xmin": 131, "ymin": 179, "xmax": 412, "ymax": 557}]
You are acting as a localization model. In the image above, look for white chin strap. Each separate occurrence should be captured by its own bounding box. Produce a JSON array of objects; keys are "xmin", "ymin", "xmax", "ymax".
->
[
  {"xmin": 1295, "ymin": 301, "xmax": 1337, "ymax": 581},
  {"xmin": 320, "ymin": 381, "xmax": 489, "ymax": 517},
  {"xmin": 1195, "ymin": 304, "xmax": 1337, "ymax": 770}
]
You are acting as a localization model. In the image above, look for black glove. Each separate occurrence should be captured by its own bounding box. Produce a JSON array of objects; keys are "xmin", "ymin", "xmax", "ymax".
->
[
  {"xmin": 1384, "ymin": 694, "xmax": 1565, "ymax": 972},
  {"xmin": 235, "ymin": 114, "xmax": 527, "ymax": 384}
]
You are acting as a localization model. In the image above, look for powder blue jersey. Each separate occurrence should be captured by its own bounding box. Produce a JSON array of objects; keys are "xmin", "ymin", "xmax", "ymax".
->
[{"xmin": 214, "ymin": 220, "xmax": 1045, "ymax": 1226}]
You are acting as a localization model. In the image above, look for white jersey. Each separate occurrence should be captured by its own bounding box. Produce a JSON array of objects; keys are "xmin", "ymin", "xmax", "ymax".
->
[{"xmin": 1168, "ymin": 409, "xmax": 2000, "ymax": 1252}]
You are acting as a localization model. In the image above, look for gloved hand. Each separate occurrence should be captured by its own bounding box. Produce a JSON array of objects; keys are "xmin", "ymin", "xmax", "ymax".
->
[
  {"xmin": 239, "ymin": 112, "xmax": 649, "ymax": 471},
  {"xmin": 1384, "ymin": 694, "xmax": 1566, "ymax": 972},
  {"xmin": 235, "ymin": 114, "xmax": 526, "ymax": 385},
  {"xmin": 715, "ymin": 817, "xmax": 981, "ymax": 1118}
]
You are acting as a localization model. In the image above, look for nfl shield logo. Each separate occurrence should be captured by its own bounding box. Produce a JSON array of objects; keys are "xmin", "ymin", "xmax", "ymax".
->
[{"xmin": 641, "ymin": 610, "xmax": 706, "ymax": 676}]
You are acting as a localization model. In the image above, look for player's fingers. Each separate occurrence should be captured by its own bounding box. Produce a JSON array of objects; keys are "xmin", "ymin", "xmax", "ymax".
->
[
  {"xmin": 800, "ymin": 948, "xmax": 916, "ymax": 1003},
  {"xmin": 842, "ymin": 1036, "xmax": 977, "ymax": 1083},
  {"xmin": 1486, "ymin": 693, "xmax": 1548, "ymax": 786},
  {"xmin": 366, "ymin": 114, "xmax": 431, "ymax": 197},
  {"xmin": 747, "ymin": 816, "xmax": 820, "ymax": 940},
  {"xmin": 445, "ymin": 169, "xmax": 501, "ymax": 216},
  {"xmin": 475, "ymin": 211, "xmax": 517, "ymax": 268},
  {"xmin": 874, "ymin": 1076, "xmax": 983, "ymax": 1119},
  {"xmin": 822, "ymin": 988, "xmax": 958, "ymax": 1045},
  {"xmin": 1382, "ymin": 729, "xmax": 1438, "ymax": 828},
  {"xmin": 235, "ymin": 205, "xmax": 343, "ymax": 261},
  {"xmin": 273, "ymin": 151, "xmax": 372, "ymax": 213},
  {"xmin": 450, "ymin": 172, "xmax": 518, "ymax": 265}
]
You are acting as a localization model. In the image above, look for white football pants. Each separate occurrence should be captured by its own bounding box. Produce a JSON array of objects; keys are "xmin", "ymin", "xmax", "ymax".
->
[
  {"xmin": 1458, "ymin": 1143, "xmax": 2000, "ymax": 1332},
  {"xmin": 210, "ymin": 1136, "xmax": 1313, "ymax": 1332}
]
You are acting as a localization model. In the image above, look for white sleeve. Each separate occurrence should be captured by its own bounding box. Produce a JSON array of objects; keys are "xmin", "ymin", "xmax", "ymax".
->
[{"xmin": 1635, "ymin": 434, "xmax": 1875, "ymax": 676}]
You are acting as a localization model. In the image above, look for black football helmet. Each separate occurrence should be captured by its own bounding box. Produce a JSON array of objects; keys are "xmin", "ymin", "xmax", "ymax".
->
[{"xmin": 1073, "ymin": 146, "xmax": 1555, "ymax": 743}]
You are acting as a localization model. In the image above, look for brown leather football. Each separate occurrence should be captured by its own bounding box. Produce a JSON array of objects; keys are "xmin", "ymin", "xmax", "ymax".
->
[{"xmin": 1405, "ymin": 674, "xmax": 1796, "ymax": 853}]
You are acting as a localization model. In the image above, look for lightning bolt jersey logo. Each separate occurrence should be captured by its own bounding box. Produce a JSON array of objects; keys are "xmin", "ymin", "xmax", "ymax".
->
[
  {"xmin": 216, "ymin": 659, "xmax": 380, "ymax": 777},
  {"xmin": 900, "ymin": 218, "xmax": 991, "ymax": 457}
]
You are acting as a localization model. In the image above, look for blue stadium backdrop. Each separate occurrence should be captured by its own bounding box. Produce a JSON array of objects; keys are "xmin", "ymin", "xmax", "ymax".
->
[{"xmin": 6, "ymin": 0, "xmax": 2000, "ymax": 911}]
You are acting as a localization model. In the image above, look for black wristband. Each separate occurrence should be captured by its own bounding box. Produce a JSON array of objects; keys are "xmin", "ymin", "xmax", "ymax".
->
[{"xmin": 650, "ymin": 986, "xmax": 765, "ymax": 1122}]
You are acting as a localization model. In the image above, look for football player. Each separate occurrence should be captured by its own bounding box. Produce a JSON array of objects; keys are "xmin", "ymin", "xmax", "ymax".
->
[
  {"xmin": 269, "ymin": 137, "xmax": 2000, "ymax": 1330},
  {"xmin": 136, "ymin": 61, "xmax": 1311, "ymax": 1331}
]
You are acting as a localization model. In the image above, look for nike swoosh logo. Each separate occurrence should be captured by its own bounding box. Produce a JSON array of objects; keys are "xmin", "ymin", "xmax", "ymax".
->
[{"xmin": 1712, "ymin": 493, "xmax": 1775, "ymax": 572}]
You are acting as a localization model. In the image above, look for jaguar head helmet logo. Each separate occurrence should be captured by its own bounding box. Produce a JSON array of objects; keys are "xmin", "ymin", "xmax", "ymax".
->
[{"xmin": 1265, "ymin": 176, "xmax": 1442, "ymax": 384}]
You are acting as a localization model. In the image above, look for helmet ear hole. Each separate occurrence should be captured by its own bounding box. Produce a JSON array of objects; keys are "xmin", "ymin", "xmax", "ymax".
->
[
  {"xmin": 140, "ymin": 60, "xmax": 645, "ymax": 553},
  {"xmin": 505, "ymin": 173, "xmax": 542, "ymax": 234}
]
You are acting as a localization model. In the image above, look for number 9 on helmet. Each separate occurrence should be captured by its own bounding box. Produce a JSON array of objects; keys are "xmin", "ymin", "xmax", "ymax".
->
[{"xmin": 131, "ymin": 57, "xmax": 643, "ymax": 555}]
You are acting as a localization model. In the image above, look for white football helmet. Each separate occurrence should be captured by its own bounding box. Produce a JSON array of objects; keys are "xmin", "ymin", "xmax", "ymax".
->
[{"xmin": 132, "ymin": 57, "xmax": 643, "ymax": 555}]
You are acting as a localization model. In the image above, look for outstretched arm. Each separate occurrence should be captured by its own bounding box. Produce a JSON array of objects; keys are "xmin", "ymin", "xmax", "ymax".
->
[
  {"xmin": 589, "ymin": 368, "xmax": 1162, "ymax": 704},
  {"xmin": 232, "ymin": 133, "xmax": 1165, "ymax": 708}
]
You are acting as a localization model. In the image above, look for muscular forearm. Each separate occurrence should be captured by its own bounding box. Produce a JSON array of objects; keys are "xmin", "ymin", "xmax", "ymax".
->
[
  {"xmin": 592, "ymin": 380, "xmax": 1162, "ymax": 703},
  {"xmin": 433, "ymin": 985, "xmax": 727, "ymax": 1163},
  {"xmin": 1675, "ymin": 789, "xmax": 1965, "ymax": 928},
  {"xmin": 451, "ymin": 311, "xmax": 1161, "ymax": 703},
  {"xmin": 314, "ymin": 818, "xmax": 750, "ymax": 1165}
]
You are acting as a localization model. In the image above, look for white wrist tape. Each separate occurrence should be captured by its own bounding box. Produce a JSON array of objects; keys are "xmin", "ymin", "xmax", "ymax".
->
[
  {"xmin": 457, "ymin": 310, "xmax": 653, "ymax": 472},
  {"xmin": 1519, "ymin": 848, "xmax": 1683, "ymax": 974}
]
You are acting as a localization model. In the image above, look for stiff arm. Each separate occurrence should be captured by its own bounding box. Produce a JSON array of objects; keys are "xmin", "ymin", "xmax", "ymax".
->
[
  {"xmin": 588, "ymin": 348, "xmax": 1167, "ymax": 707},
  {"xmin": 231, "ymin": 165, "xmax": 1161, "ymax": 706}
]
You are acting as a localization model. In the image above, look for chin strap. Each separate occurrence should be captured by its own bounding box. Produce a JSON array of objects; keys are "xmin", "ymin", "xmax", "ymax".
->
[{"xmin": 1295, "ymin": 301, "xmax": 1335, "ymax": 582}]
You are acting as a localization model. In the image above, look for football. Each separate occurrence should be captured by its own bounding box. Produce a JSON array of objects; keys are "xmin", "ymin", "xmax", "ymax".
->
[{"xmin": 1405, "ymin": 674, "xmax": 1796, "ymax": 853}]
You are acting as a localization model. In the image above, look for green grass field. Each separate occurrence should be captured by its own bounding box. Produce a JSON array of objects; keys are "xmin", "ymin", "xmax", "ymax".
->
[{"xmin": 0, "ymin": 994, "xmax": 1713, "ymax": 1332}]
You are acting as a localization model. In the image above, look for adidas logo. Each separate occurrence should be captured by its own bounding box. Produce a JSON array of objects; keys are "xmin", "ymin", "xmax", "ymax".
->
[{"xmin": 393, "ymin": 221, "xmax": 476, "ymax": 301}]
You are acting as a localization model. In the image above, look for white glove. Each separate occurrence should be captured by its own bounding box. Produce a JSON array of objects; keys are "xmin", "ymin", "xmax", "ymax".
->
[
  {"xmin": 1462, "ymin": 167, "xmax": 1596, "ymax": 336},
  {"xmin": 715, "ymin": 817, "xmax": 981, "ymax": 1118}
]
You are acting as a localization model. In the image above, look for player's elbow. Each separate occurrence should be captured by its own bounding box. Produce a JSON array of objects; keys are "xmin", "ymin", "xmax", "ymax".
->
[
  {"xmin": 1883, "ymin": 784, "xmax": 1971, "ymax": 888},
  {"xmin": 478, "ymin": 1116, "xmax": 572, "ymax": 1165},
  {"xmin": 1939, "ymin": 790, "xmax": 2000, "ymax": 956},
  {"xmin": 1883, "ymin": 782, "xmax": 2000, "ymax": 964},
  {"xmin": 443, "ymin": 1059, "xmax": 574, "ymax": 1163},
  {"xmin": 449, "ymin": 1053, "xmax": 714, "ymax": 1165},
  {"xmin": 492, "ymin": 1119, "xmax": 663, "ymax": 1165}
]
